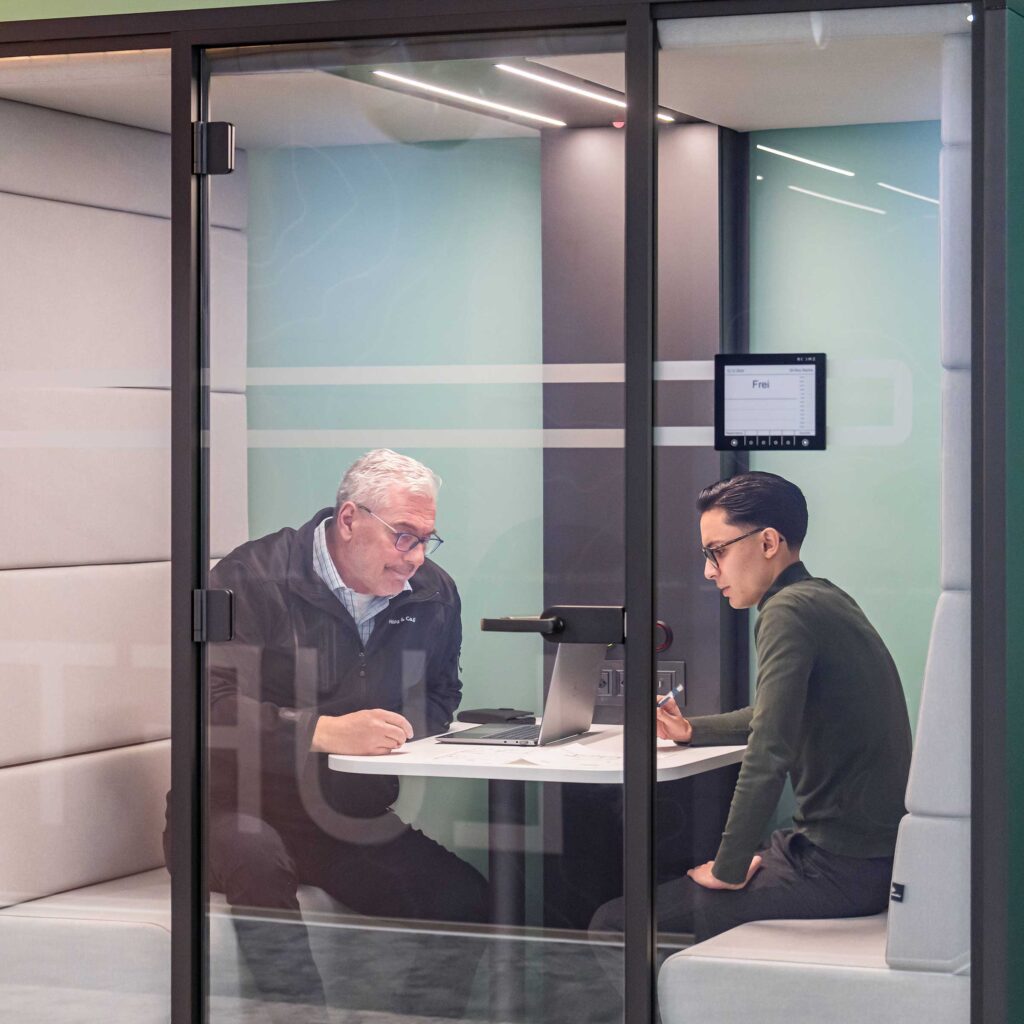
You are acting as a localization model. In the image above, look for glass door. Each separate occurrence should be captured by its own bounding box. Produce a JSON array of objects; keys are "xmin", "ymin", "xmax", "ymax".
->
[
  {"xmin": 198, "ymin": 25, "xmax": 654, "ymax": 1023},
  {"xmin": 653, "ymin": 6, "xmax": 973, "ymax": 1023}
]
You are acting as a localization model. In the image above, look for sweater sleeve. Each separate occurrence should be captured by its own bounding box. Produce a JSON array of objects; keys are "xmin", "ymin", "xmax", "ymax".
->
[
  {"xmin": 711, "ymin": 600, "xmax": 816, "ymax": 883},
  {"xmin": 687, "ymin": 707, "xmax": 754, "ymax": 746}
]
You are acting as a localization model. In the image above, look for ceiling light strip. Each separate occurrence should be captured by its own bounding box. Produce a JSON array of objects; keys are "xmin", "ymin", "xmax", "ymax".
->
[
  {"xmin": 496, "ymin": 63, "xmax": 625, "ymax": 108},
  {"xmin": 496, "ymin": 63, "xmax": 675, "ymax": 123},
  {"xmin": 757, "ymin": 144, "xmax": 855, "ymax": 177},
  {"xmin": 876, "ymin": 182, "xmax": 940, "ymax": 205},
  {"xmin": 373, "ymin": 69, "xmax": 566, "ymax": 127},
  {"xmin": 788, "ymin": 185, "xmax": 885, "ymax": 215}
]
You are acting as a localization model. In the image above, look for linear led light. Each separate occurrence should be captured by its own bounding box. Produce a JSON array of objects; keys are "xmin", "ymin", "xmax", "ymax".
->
[
  {"xmin": 876, "ymin": 181, "xmax": 940, "ymax": 205},
  {"xmin": 373, "ymin": 69, "xmax": 566, "ymax": 127},
  {"xmin": 495, "ymin": 63, "xmax": 676, "ymax": 122},
  {"xmin": 788, "ymin": 185, "xmax": 885, "ymax": 215},
  {"xmin": 757, "ymin": 144, "xmax": 855, "ymax": 177}
]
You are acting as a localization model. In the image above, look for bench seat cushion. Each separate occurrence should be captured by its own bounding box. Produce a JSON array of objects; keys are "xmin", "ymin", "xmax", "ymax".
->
[{"xmin": 659, "ymin": 916, "xmax": 969, "ymax": 1024}]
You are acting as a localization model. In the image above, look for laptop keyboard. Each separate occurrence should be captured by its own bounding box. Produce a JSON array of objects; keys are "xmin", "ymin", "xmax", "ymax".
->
[{"xmin": 491, "ymin": 723, "xmax": 541, "ymax": 741}]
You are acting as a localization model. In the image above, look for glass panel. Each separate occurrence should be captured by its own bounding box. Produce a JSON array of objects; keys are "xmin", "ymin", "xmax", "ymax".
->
[
  {"xmin": 0, "ymin": 49, "xmax": 173, "ymax": 1020},
  {"xmin": 654, "ymin": 6, "xmax": 972, "ymax": 1021},
  {"xmin": 205, "ymin": 28, "xmax": 635, "ymax": 1023}
]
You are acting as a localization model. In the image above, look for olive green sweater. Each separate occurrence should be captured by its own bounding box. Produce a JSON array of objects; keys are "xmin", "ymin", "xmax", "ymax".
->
[{"xmin": 688, "ymin": 562, "xmax": 912, "ymax": 885}]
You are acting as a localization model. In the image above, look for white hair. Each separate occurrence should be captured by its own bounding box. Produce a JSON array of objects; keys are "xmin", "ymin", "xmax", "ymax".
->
[{"xmin": 335, "ymin": 449, "xmax": 441, "ymax": 512}]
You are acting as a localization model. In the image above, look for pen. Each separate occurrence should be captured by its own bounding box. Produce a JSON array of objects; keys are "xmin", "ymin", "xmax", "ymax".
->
[{"xmin": 656, "ymin": 683, "xmax": 684, "ymax": 709}]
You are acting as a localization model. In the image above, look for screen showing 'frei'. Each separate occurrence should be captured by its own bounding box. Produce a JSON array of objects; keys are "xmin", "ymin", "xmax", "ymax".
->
[{"xmin": 714, "ymin": 353, "xmax": 826, "ymax": 450}]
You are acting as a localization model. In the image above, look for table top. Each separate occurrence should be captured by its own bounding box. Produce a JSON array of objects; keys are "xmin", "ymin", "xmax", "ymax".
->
[{"xmin": 327, "ymin": 723, "xmax": 745, "ymax": 784}]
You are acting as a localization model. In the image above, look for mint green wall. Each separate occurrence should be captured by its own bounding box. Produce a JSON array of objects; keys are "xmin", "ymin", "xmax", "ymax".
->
[
  {"xmin": 748, "ymin": 122, "xmax": 942, "ymax": 735},
  {"xmin": 243, "ymin": 138, "xmax": 545, "ymax": 865}
]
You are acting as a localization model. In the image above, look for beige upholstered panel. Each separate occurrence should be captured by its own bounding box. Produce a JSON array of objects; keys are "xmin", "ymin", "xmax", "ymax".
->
[
  {"xmin": 886, "ymin": 815, "xmax": 970, "ymax": 974},
  {"xmin": 0, "ymin": 389, "xmax": 247, "ymax": 566},
  {"xmin": 941, "ymin": 33, "xmax": 972, "ymax": 148},
  {"xmin": 0, "ymin": 562, "xmax": 170, "ymax": 769},
  {"xmin": 0, "ymin": 97, "xmax": 248, "ymax": 230},
  {"xmin": 940, "ymin": 371, "xmax": 971, "ymax": 590},
  {"xmin": 0, "ymin": 741, "xmax": 169, "ymax": 907},
  {"xmin": 939, "ymin": 144, "xmax": 971, "ymax": 372},
  {"xmin": 905, "ymin": 592, "xmax": 970, "ymax": 817},
  {"xmin": 0, "ymin": 192, "xmax": 245, "ymax": 393}
]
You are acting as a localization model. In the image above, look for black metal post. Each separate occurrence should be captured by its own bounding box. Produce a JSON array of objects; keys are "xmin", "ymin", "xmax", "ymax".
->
[
  {"xmin": 170, "ymin": 35, "xmax": 206, "ymax": 1024},
  {"xmin": 623, "ymin": 7, "xmax": 657, "ymax": 1023},
  {"xmin": 973, "ymin": 6, "xmax": 1007, "ymax": 1024}
]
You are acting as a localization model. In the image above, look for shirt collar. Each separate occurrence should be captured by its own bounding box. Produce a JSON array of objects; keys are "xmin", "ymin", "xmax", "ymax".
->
[
  {"xmin": 313, "ymin": 517, "xmax": 413, "ymax": 597},
  {"xmin": 757, "ymin": 560, "xmax": 812, "ymax": 611}
]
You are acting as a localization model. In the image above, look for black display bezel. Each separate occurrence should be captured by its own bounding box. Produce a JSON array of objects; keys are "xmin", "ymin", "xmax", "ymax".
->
[{"xmin": 714, "ymin": 352, "xmax": 827, "ymax": 452}]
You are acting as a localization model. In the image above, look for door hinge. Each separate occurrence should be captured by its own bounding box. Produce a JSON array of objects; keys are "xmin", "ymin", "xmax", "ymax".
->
[
  {"xmin": 192, "ymin": 121, "xmax": 236, "ymax": 176},
  {"xmin": 193, "ymin": 589, "xmax": 234, "ymax": 643}
]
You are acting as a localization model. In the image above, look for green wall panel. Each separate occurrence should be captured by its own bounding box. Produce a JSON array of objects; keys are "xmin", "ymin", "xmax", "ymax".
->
[{"xmin": 748, "ymin": 121, "xmax": 942, "ymax": 733}]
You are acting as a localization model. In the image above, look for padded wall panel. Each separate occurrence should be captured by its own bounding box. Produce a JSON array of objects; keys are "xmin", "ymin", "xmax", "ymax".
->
[
  {"xmin": 941, "ymin": 33, "xmax": 972, "ymax": 148},
  {"xmin": 940, "ymin": 371, "xmax": 971, "ymax": 589},
  {"xmin": 0, "ymin": 389, "xmax": 248, "ymax": 567},
  {"xmin": 905, "ymin": 592, "xmax": 970, "ymax": 816},
  {"xmin": 210, "ymin": 227, "xmax": 248, "ymax": 394},
  {"xmin": 939, "ymin": 145, "xmax": 972, "ymax": 371},
  {"xmin": 0, "ymin": 562, "xmax": 170, "ymax": 769},
  {"xmin": 211, "ymin": 392, "xmax": 250, "ymax": 558},
  {"xmin": 0, "ymin": 193, "xmax": 245, "ymax": 392},
  {"xmin": 0, "ymin": 741, "xmax": 169, "ymax": 906},
  {"xmin": 886, "ymin": 815, "xmax": 970, "ymax": 973},
  {"xmin": 0, "ymin": 98, "xmax": 248, "ymax": 230}
]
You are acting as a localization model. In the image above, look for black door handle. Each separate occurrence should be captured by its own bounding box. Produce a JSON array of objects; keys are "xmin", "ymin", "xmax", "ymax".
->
[{"xmin": 480, "ymin": 615, "xmax": 565, "ymax": 635}]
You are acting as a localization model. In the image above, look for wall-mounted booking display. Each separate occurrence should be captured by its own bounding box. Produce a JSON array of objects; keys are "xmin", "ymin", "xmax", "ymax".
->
[{"xmin": 714, "ymin": 353, "xmax": 826, "ymax": 451}]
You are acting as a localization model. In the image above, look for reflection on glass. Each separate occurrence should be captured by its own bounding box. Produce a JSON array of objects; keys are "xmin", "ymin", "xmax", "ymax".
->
[
  {"xmin": 0, "ymin": 49, "xmax": 173, "ymax": 1022},
  {"xmin": 206, "ymin": 29, "xmax": 629, "ymax": 1024},
  {"xmin": 654, "ymin": 7, "xmax": 972, "ymax": 1024}
]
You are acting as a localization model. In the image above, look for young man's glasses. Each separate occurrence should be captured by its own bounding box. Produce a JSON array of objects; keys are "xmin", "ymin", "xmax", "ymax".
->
[
  {"xmin": 700, "ymin": 527, "xmax": 766, "ymax": 570},
  {"xmin": 357, "ymin": 504, "xmax": 444, "ymax": 555}
]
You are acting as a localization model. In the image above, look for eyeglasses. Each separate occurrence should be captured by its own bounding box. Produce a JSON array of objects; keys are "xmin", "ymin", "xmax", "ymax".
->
[
  {"xmin": 700, "ymin": 528, "xmax": 765, "ymax": 570},
  {"xmin": 357, "ymin": 504, "xmax": 444, "ymax": 555}
]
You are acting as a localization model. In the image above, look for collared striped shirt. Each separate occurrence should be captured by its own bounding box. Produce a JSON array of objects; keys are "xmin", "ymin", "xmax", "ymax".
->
[{"xmin": 312, "ymin": 517, "xmax": 411, "ymax": 647}]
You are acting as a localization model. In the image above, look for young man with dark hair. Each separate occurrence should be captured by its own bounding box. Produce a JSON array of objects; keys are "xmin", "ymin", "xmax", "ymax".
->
[{"xmin": 593, "ymin": 471, "xmax": 912, "ymax": 942}]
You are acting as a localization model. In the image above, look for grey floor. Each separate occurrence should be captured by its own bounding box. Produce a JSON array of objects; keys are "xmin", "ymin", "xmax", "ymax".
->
[{"xmin": 208, "ymin": 925, "xmax": 666, "ymax": 1024}]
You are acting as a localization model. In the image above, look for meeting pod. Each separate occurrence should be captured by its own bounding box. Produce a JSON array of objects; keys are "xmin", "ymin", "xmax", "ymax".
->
[{"xmin": 0, "ymin": 2, "xmax": 1015, "ymax": 1023}]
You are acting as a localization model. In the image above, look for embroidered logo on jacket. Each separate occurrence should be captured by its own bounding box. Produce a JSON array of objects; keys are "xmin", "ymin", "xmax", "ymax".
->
[{"xmin": 388, "ymin": 615, "xmax": 417, "ymax": 625}]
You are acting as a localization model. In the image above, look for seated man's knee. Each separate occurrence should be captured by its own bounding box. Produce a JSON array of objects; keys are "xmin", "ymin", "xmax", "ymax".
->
[
  {"xmin": 589, "ymin": 896, "xmax": 626, "ymax": 938},
  {"xmin": 210, "ymin": 813, "xmax": 298, "ymax": 909}
]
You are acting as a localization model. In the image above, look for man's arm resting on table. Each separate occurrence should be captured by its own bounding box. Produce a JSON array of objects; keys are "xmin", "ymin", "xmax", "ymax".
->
[
  {"xmin": 311, "ymin": 709, "xmax": 414, "ymax": 756},
  {"xmin": 656, "ymin": 701, "xmax": 754, "ymax": 746}
]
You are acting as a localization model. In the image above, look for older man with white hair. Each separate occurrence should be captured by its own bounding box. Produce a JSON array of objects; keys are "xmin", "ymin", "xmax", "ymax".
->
[{"xmin": 165, "ymin": 450, "xmax": 487, "ymax": 1022}]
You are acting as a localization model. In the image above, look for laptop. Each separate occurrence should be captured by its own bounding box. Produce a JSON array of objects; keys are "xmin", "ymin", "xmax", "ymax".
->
[{"xmin": 438, "ymin": 643, "xmax": 607, "ymax": 746}]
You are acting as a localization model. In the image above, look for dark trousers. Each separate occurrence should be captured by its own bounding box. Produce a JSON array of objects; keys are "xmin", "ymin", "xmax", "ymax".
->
[
  {"xmin": 591, "ymin": 829, "xmax": 893, "ymax": 960},
  {"xmin": 166, "ymin": 809, "xmax": 489, "ymax": 1021}
]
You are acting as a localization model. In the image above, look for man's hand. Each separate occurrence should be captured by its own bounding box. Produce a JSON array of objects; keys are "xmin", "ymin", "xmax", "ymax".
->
[
  {"xmin": 686, "ymin": 856, "xmax": 763, "ymax": 890},
  {"xmin": 311, "ymin": 709, "xmax": 414, "ymax": 755},
  {"xmin": 656, "ymin": 698, "xmax": 693, "ymax": 743}
]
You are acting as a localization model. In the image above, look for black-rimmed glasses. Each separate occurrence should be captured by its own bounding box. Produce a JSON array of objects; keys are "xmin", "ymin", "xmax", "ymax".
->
[
  {"xmin": 357, "ymin": 504, "xmax": 444, "ymax": 555},
  {"xmin": 700, "ymin": 527, "xmax": 765, "ymax": 570}
]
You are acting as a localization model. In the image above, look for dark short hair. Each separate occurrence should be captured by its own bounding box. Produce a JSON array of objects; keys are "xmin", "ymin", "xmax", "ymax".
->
[{"xmin": 696, "ymin": 472, "xmax": 808, "ymax": 548}]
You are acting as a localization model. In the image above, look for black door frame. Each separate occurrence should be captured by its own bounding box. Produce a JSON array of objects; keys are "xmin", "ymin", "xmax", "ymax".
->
[{"xmin": 0, "ymin": 1, "xmax": 1004, "ymax": 1022}]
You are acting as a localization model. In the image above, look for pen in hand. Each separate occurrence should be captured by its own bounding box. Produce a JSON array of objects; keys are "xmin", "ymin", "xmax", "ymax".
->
[{"xmin": 656, "ymin": 683, "xmax": 685, "ymax": 709}]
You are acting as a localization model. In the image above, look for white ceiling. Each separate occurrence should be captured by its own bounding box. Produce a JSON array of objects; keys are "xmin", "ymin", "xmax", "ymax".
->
[{"xmin": 0, "ymin": 10, "xmax": 970, "ymax": 147}]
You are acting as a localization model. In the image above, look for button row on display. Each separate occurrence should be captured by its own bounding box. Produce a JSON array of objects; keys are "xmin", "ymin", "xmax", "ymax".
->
[{"xmin": 727, "ymin": 436, "xmax": 811, "ymax": 449}]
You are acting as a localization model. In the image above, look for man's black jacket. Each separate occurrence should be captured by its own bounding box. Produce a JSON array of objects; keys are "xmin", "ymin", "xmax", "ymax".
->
[{"xmin": 205, "ymin": 507, "xmax": 463, "ymax": 827}]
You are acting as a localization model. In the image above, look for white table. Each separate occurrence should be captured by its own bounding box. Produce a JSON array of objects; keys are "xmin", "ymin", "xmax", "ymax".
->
[{"xmin": 329, "ymin": 723, "xmax": 744, "ymax": 923}]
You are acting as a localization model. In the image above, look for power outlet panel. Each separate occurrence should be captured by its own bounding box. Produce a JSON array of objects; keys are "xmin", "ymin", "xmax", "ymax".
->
[{"xmin": 596, "ymin": 659, "xmax": 686, "ymax": 708}]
